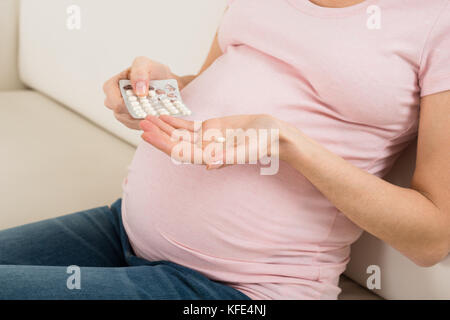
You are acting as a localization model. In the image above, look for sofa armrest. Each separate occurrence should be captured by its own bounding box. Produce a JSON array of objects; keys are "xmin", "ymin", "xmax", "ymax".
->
[{"xmin": 0, "ymin": 0, "xmax": 25, "ymax": 90}]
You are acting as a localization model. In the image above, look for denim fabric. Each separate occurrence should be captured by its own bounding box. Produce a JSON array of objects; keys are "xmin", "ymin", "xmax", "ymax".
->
[{"xmin": 0, "ymin": 199, "xmax": 251, "ymax": 300}]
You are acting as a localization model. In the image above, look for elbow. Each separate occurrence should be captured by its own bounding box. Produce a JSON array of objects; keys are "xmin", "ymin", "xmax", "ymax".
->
[
  {"xmin": 409, "ymin": 209, "xmax": 450, "ymax": 267},
  {"xmin": 410, "ymin": 242, "xmax": 449, "ymax": 268}
]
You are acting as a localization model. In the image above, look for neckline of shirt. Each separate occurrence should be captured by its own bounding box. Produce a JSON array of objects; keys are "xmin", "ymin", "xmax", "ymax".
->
[{"xmin": 286, "ymin": 0, "xmax": 378, "ymax": 18}]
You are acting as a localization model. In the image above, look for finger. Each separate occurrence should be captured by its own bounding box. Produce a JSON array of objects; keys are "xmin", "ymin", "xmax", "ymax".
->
[
  {"xmin": 130, "ymin": 57, "xmax": 151, "ymax": 97},
  {"xmin": 199, "ymin": 120, "xmax": 227, "ymax": 159},
  {"xmin": 145, "ymin": 115, "xmax": 197, "ymax": 143},
  {"xmin": 140, "ymin": 120, "xmax": 201, "ymax": 163},
  {"xmin": 206, "ymin": 162, "xmax": 227, "ymax": 170},
  {"xmin": 140, "ymin": 120, "xmax": 177, "ymax": 156},
  {"xmin": 102, "ymin": 68, "xmax": 129, "ymax": 94},
  {"xmin": 158, "ymin": 115, "xmax": 197, "ymax": 132},
  {"xmin": 104, "ymin": 96, "xmax": 125, "ymax": 114},
  {"xmin": 206, "ymin": 143, "xmax": 249, "ymax": 170},
  {"xmin": 104, "ymin": 97, "xmax": 114, "ymax": 111},
  {"xmin": 103, "ymin": 69, "xmax": 130, "ymax": 113},
  {"xmin": 114, "ymin": 112, "xmax": 141, "ymax": 130},
  {"xmin": 203, "ymin": 141, "xmax": 226, "ymax": 167}
]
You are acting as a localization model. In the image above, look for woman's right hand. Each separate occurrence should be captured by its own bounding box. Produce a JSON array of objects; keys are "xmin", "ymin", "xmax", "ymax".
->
[{"xmin": 103, "ymin": 56, "xmax": 174, "ymax": 130}]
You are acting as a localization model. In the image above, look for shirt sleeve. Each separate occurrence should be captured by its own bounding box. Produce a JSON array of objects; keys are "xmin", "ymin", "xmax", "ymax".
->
[{"xmin": 418, "ymin": 0, "xmax": 450, "ymax": 97}]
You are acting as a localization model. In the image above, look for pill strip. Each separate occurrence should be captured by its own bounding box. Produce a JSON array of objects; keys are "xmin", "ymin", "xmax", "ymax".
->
[{"xmin": 119, "ymin": 79, "xmax": 192, "ymax": 119}]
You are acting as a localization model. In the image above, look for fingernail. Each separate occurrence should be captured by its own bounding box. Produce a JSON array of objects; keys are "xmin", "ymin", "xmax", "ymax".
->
[{"xmin": 135, "ymin": 81, "xmax": 147, "ymax": 96}]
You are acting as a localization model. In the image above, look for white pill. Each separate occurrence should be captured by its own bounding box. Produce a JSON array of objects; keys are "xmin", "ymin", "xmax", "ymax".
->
[
  {"xmin": 130, "ymin": 101, "xmax": 140, "ymax": 107},
  {"xmin": 126, "ymin": 90, "xmax": 134, "ymax": 96},
  {"xmin": 128, "ymin": 96, "xmax": 137, "ymax": 102},
  {"xmin": 149, "ymin": 91, "xmax": 156, "ymax": 97},
  {"xmin": 215, "ymin": 137, "xmax": 226, "ymax": 143}
]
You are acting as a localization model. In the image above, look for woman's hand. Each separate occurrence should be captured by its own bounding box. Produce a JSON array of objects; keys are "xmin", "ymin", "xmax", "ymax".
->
[
  {"xmin": 102, "ymin": 56, "xmax": 174, "ymax": 130},
  {"xmin": 139, "ymin": 114, "xmax": 289, "ymax": 170}
]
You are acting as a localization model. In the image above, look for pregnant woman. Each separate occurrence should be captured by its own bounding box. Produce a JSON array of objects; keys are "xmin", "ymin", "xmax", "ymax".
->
[{"xmin": 1, "ymin": 0, "xmax": 449, "ymax": 300}]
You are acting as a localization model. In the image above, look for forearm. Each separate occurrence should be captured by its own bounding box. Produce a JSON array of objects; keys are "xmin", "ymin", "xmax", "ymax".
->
[{"xmin": 280, "ymin": 122, "xmax": 450, "ymax": 267}]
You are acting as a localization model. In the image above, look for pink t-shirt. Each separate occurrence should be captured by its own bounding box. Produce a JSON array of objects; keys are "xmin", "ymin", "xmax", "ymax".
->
[{"xmin": 122, "ymin": 0, "xmax": 450, "ymax": 299}]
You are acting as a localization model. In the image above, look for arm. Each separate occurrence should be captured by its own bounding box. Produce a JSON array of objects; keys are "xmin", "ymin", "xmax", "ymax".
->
[{"xmin": 280, "ymin": 90, "xmax": 450, "ymax": 267}]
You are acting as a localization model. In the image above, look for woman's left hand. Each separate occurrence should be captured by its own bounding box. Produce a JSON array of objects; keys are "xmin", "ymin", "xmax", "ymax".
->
[{"xmin": 139, "ymin": 114, "xmax": 289, "ymax": 170}]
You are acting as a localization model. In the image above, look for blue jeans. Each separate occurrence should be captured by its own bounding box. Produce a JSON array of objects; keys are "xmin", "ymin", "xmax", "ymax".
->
[{"xmin": 0, "ymin": 199, "xmax": 251, "ymax": 300}]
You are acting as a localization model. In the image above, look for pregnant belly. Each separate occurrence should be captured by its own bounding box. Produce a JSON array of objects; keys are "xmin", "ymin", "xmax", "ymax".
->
[{"xmin": 122, "ymin": 140, "xmax": 344, "ymax": 266}]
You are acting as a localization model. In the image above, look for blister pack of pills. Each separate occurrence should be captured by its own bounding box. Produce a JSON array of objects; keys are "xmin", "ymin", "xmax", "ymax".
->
[{"xmin": 119, "ymin": 79, "xmax": 192, "ymax": 119}]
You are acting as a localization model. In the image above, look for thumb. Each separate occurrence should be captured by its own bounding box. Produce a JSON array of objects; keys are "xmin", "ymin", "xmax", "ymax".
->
[{"xmin": 130, "ymin": 57, "xmax": 151, "ymax": 97}]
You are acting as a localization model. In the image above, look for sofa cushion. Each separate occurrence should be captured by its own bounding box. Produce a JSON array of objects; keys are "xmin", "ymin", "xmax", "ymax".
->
[
  {"xmin": 0, "ymin": 90, "xmax": 135, "ymax": 229},
  {"xmin": 338, "ymin": 276, "xmax": 381, "ymax": 300}
]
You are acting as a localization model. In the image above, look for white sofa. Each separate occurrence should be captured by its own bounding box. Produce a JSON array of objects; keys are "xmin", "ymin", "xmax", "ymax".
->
[{"xmin": 1, "ymin": 0, "xmax": 448, "ymax": 300}]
